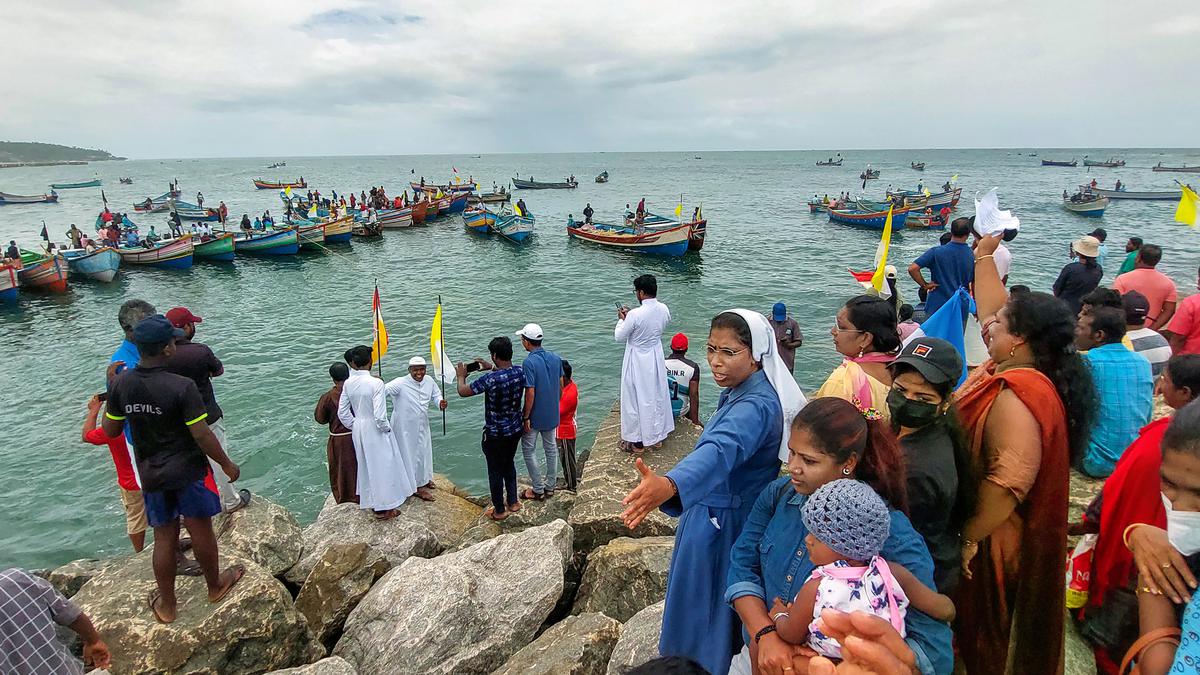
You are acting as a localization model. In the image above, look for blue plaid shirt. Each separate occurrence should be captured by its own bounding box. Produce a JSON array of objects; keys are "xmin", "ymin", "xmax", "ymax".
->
[
  {"xmin": 1082, "ymin": 342, "xmax": 1154, "ymax": 477},
  {"xmin": 470, "ymin": 365, "xmax": 525, "ymax": 438}
]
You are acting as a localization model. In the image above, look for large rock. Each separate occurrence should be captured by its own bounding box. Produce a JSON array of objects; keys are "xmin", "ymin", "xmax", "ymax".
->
[
  {"xmin": 216, "ymin": 495, "xmax": 304, "ymax": 576},
  {"xmin": 48, "ymin": 558, "xmax": 120, "ymax": 598},
  {"xmin": 285, "ymin": 502, "xmax": 440, "ymax": 585},
  {"xmin": 457, "ymin": 490, "xmax": 576, "ymax": 550},
  {"xmin": 568, "ymin": 404, "xmax": 699, "ymax": 554},
  {"xmin": 267, "ymin": 656, "xmax": 357, "ymax": 674},
  {"xmin": 393, "ymin": 481, "xmax": 484, "ymax": 551},
  {"xmin": 295, "ymin": 543, "xmax": 391, "ymax": 648},
  {"xmin": 492, "ymin": 612, "xmax": 623, "ymax": 675},
  {"xmin": 334, "ymin": 520, "xmax": 573, "ymax": 675},
  {"xmin": 573, "ymin": 536, "xmax": 672, "ymax": 622},
  {"xmin": 605, "ymin": 600, "xmax": 665, "ymax": 675},
  {"xmin": 72, "ymin": 553, "xmax": 323, "ymax": 674}
]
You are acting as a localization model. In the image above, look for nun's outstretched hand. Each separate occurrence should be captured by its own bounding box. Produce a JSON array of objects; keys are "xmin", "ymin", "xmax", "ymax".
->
[{"xmin": 620, "ymin": 458, "xmax": 675, "ymax": 529}]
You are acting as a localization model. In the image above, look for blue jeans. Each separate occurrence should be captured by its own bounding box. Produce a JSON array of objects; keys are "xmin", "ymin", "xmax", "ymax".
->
[{"xmin": 521, "ymin": 427, "xmax": 558, "ymax": 494}]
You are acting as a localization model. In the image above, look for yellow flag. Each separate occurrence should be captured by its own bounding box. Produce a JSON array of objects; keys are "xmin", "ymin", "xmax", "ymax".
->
[
  {"xmin": 435, "ymin": 189, "xmax": 444, "ymax": 199},
  {"xmin": 1176, "ymin": 185, "xmax": 1199, "ymax": 227},
  {"xmin": 513, "ymin": 202, "xmax": 523, "ymax": 217},
  {"xmin": 950, "ymin": 174, "xmax": 959, "ymax": 182},
  {"xmin": 371, "ymin": 286, "xmax": 388, "ymax": 365},
  {"xmin": 284, "ymin": 186, "xmax": 292, "ymax": 197},
  {"xmin": 869, "ymin": 206, "xmax": 894, "ymax": 293},
  {"xmin": 675, "ymin": 202, "xmax": 683, "ymax": 217},
  {"xmin": 307, "ymin": 204, "xmax": 317, "ymax": 218},
  {"xmin": 430, "ymin": 303, "xmax": 455, "ymax": 383},
  {"xmin": 923, "ymin": 188, "xmax": 931, "ymax": 197}
]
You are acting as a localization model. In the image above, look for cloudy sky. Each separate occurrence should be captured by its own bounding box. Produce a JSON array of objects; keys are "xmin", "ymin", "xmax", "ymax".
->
[{"xmin": 2, "ymin": 0, "xmax": 1197, "ymax": 158}]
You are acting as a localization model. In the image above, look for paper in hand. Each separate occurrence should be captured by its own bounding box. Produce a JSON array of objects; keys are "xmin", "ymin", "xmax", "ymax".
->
[{"xmin": 973, "ymin": 188, "xmax": 1020, "ymax": 237}]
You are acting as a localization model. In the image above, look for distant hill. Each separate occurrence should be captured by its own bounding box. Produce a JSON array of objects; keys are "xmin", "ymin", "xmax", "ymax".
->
[{"xmin": 0, "ymin": 141, "xmax": 125, "ymax": 163}]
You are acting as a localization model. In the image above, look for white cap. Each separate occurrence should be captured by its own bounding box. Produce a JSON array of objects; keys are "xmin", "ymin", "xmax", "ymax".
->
[
  {"xmin": 408, "ymin": 356, "xmax": 427, "ymax": 367},
  {"xmin": 515, "ymin": 323, "xmax": 544, "ymax": 340}
]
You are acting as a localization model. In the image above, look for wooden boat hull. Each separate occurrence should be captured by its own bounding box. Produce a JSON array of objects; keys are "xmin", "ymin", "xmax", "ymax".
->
[
  {"xmin": 254, "ymin": 179, "xmax": 307, "ymax": 189},
  {"xmin": 860, "ymin": 171, "xmax": 880, "ymax": 180},
  {"xmin": 378, "ymin": 208, "xmax": 413, "ymax": 228},
  {"xmin": 1083, "ymin": 160, "xmax": 1125, "ymax": 167},
  {"xmin": 292, "ymin": 223, "xmax": 326, "ymax": 249},
  {"xmin": 235, "ymin": 228, "xmax": 299, "ymax": 255},
  {"xmin": 641, "ymin": 212, "xmax": 706, "ymax": 251},
  {"xmin": 567, "ymin": 220, "xmax": 690, "ymax": 256},
  {"xmin": 353, "ymin": 223, "xmax": 383, "ymax": 238},
  {"xmin": 447, "ymin": 193, "xmax": 469, "ymax": 214},
  {"xmin": 62, "ymin": 247, "xmax": 120, "ymax": 282},
  {"xmin": 463, "ymin": 207, "xmax": 496, "ymax": 233},
  {"xmin": 903, "ymin": 215, "xmax": 947, "ymax": 230},
  {"xmin": 1064, "ymin": 197, "xmax": 1109, "ymax": 217},
  {"xmin": 193, "ymin": 233, "xmax": 236, "ymax": 261},
  {"xmin": 910, "ymin": 163, "xmax": 926, "ymax": 171},
  {"xmin": 828, "ymin": 209, "xmax": 910, "ymax": 230},
  {"xmin": 17, "ymin": 256, "xmax": 69, "ymax": 292},
  {"xmin": 1041, "ymin": 159, "xmax": 1077, "ymax": 167},
  {"xmin": 512, "ymin": 178, "xmax": 578, "ymax": 190},
  {"xmin": 0, "ymin": 191, "xmax": 59, "ymax": 205},
  {"xmin": 1085, "ymin": 187, "xmax": 1179, "ymax": 201},
  {"xmin": 50, "ymin": 179, "xmax": 101, "ymax": 189},
  {"xmin": 410, "ymin": 200, "xmax": 428, "ymax": 224},
  {"xmin": 816, "ymin": 161, "xmax": 843, "ymax": 166},
  {"xmin": 409, "ymin": 182, "xmax": 475, "ymax": 193},
  {"xmin": 323, "ymin": 216, "xmax": 354, "ymax": 243},
  {"xmin": 1152, "ymin": 165, "xmax": 1200, "ymax": 173},
  {"xmin": 496, "ymin": 215, "xmax": 535, "ymax": 243},
  {"xmin": 883, "ymin": 187, "xmax": 962, "ymax": 211},
  {"xmin": 118, "ymin": 236, "xmax": 195, "ymax": 269},
  {"xmin": 0, "ymin": 265, "xmax": 18, "ymax": 302},
  {"xmin": 470, "ymin": 192, "xmax": 511, "ymax": 204}
]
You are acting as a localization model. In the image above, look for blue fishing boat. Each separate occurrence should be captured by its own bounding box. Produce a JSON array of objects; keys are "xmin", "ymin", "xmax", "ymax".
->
[
  {"xmin": 117, "ymin": 236, "xmax": 195, "ymax": 270},
  {"xmin": 495, "ymin": 214, "xmax": 535, "ymax": 244},
  {"xmin": 828, "ymin": 208, "xmax": 909, "ymax": 230},
  {"xmin": 0, "ymin": 263, "xmax": 19, "ymax": 302},
  {"xmin": 62, "ymin": 247, "xmax": 121, "ymax": 282},
  {"xmin": 462, "ymin": 207, "xmax": 497, "ymax": 234},
  {"xmin": 50, "ymin": 179, "xmax": 101, "ymax": 189},
  {"xmin": 234, "ymin": 227, "xmax": 299, "ymax": 255}
]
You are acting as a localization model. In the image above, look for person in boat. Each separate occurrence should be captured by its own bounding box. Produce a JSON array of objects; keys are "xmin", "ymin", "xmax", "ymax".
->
[
  {"xmin": 637, "ymin": 198, "xmax": 646, "ymax": 217},
  {"xmin": 196, "ymin": 192, "xmax": 204, "ymax": 208},
  {"xmin": 693, "ymin": 206, "xmax": 701, "ymax": 222},
  {"xmin": 5, "ymin": 240, "xmax": 19, "ymax": 261},
  {"xmin": 420, "ymin": 177, "xmax": 425, "ymax": 187},
  {"xmin": 625, "ymin": 203, "xmax": 634, "ymax": 221},
  {"xmin": 263, "ymin": 210, "xmax": 273, "ymax": 226},
  {"xmin": 942, "ymin": 181, "xmax": 951, "ymax": 192},
  {"xmin": 169, "ymin": 211, "xmax": 183, "ymax": 237},
  {"xmin": 823, "ymin": 194, "xmax": 830, "ymax": 205},
  {"xmin": 146, "ymin": 226, "xmax": 160, "ymax": 245},
  {"xmin": 1091, "ymin": 178, "xmax": 1098, "ymax": 188},
  {"xmin": 1063, "ymin": 190, "xmax": 1070, "ymax": 200},
  {"xmin": 516, "ymin": 199, "xmax": 529, "ymax": 217},
  {"xmin": 1115, "ymin": 179, "xmax": 1123, "ymax": 191},
  {"xmin": 583, "ymin": 203, "xmax": 594, "ymax": 224},
  {"xmin": 218, "ymin": 201, "xmax": 228, "ymax": 225},
  {"xmin": 124, "ymin": 228, "xmax": 139, "ymax": 248},
  {"xmin": 66, "ymin": 224, "xmax": 83, "ymax": 249},
  {"xmin": 82, "ymin": 234, "xmax": 96, "ymax": 253},
  {"xmin": 569, "ymin": 175, "xmax": 575, "ymax": 184},
  {"xmin": 252, "ymin": 217, "xmax": 263, "ymax": 230},
  {"xmin": 239, "ymin": 214, "xmax": 253, "ymax": 236}
]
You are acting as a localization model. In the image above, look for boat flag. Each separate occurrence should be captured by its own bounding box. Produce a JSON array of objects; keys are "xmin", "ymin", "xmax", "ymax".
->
[
  {"xmin": 950, "ymin": 174, "xmax": 959, "ymax": 183},
  {"xmin": 284, "ymin": 185, "xmax": 292, "ymax": 197},
  {"xmin": 307, "ymin": 204, "xmax": 318, "ymax": 219},
  {"xmin": 39, "ymin": 223, "xmax": 49, "ymax": 242},
  {"xmin": 371, "ymin": 283, "xmax": 388, "ymax": 368},
  {"xmin": 435, "ymin": 189, "xmax": 444, "ymax": 199},
  {"xmin": 901, "ymin": 288, "xmax": 973, "ymax": 386},
  {"xmin": 923, "ymin": 188, "xmax": 931, "ymax": 198},
  {"xmin": 675, "ymin": 195, "xmax": 683, "ymax": 218},
  {"xmin": 513, "ymin": 201, "xmax": 524, "ymax": 217},
  {"xmin": 868, "ymin": 206, "xmax": 894, "ymax": 295},
  {"xmin": 452, "ymin": 167, "xmax": 458, "ymax": 174},
  {"xmin": 430, "ymin": 301, "xmax": 456, "ymax": 384},
  {"xmin": 1176, "ymin": 184, "xmax": 1199, "ymax": 227}
]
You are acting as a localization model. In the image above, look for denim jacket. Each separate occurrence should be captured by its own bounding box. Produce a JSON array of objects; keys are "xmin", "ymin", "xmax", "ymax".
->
[{"xmin": 725, "ymin": 476, "xmax": 954, "ymax": 675}]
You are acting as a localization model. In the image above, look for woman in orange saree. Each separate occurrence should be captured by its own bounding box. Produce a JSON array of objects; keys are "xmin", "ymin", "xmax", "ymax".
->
[{"xmin": 952, "ymin": 234, "xmax": 1097, "ymax": 673}]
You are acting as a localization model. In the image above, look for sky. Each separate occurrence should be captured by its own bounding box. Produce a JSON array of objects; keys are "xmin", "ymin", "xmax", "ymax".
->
[{"xmin": 2, "ymin": 0, "xmax": 1197, "ymax": 158}]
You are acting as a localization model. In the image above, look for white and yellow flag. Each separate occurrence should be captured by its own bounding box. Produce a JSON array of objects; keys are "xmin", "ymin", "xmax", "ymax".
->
[{"xmin": 430, "ymin": 302, "xmax": 456, "ymax": 384}]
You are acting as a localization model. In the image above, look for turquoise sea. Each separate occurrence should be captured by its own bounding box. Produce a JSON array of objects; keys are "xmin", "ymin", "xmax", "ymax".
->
[{"xmin": 1, "ymin": 148, "xmax": 1197, "ymax": 570}]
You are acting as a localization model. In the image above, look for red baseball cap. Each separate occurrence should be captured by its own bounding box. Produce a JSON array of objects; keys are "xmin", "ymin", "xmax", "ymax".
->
[
  {"xmin": 166, "ymin": 307, "xmax": 203, "ymax": 328},
  {"xmin": 670, "ymin": 333, "xmax": 688, "ymax": 351}
]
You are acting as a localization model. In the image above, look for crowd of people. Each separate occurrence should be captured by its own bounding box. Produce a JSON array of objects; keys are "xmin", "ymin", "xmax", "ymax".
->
[{"xmin": 13, "ymin": 208, "xmax": 1200, "ymax": 675}]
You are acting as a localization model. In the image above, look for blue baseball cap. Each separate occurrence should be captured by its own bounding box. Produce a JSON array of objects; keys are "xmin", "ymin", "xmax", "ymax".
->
[
  {"xmin": 772, "ymin": 302, "xmax": 786, "ymax": 321},
  {"xmin": 132, "ymin": 315, "xmax": 185, "ymax": 345}
]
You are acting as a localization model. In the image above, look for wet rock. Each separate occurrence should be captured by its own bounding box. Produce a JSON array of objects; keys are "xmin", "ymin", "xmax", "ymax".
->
[
  {"xmin": 285, "ymin": 502, "xmax": 439, "ymax": 586},
  {"xmin": 573, "ymin": 536, "xmax": 672, "ymax": 622},
  {"xmin": 492, "ymin": 612, "xmax": 622, "ymax": 675},
  {"xmin": 266, "ymin": 656, "xmax": 357, "ymax": 675},
  {"xmin": 295, "ymin": 543, "xmax": 391, "ymax": 649},
  {"xmin": 334, "ymin": 520, "xmax": 573, "ymax": 674},
  {"xmin": 605, "ymin": 600, "xmax": 665, "ymax": 675},
  {"xmin": 215, "ymin": 495, "xmax": 304, "ymax": 576}
]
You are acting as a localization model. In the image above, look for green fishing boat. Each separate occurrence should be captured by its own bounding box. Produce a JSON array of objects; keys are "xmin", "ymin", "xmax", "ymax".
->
[{"xmin": 193, "ymin": 233, "xmax": 235, "ymax": 261}]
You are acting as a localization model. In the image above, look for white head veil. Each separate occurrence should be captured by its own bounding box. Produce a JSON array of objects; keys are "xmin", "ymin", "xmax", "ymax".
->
[{"xmin": 728, "ymin": 309, "xmax": 808, "ymax": 461}]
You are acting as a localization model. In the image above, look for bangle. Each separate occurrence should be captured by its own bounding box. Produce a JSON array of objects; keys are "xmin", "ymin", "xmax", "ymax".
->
[
  {"xmin": 1124, "ymin": 523, "xmax": 1147, "ymax": 550},
  {"xmin": 974, "ymin": 255, "xmax": 994, "ymax": 263},
  {"xmin": 754, "ymin": 624, "xmax": 777, "ymax": 644},
  {"xmin": 771, "ymin": 611, "xmax": 790, "ymax": 623},
  {"xmin": 962, "ymin": 537, "xmax": 977, "ymax": 548}
]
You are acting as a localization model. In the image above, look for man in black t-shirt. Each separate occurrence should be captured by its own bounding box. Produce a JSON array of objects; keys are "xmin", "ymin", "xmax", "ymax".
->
[{"xmin": 102, "ymin": 315, "xmax": 245, "ymax": 624}]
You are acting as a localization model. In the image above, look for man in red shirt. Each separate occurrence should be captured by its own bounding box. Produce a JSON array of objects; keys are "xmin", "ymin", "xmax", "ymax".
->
[
  {"xmin": 82, "ymin": 394, "xmax": 146, "ymax": 552},
  {"xmin": 1113, "ymin": 244, "xmax": 1178, "ymax": 330},
  {"xmin": 1166, "ymin": 266, "xmax": 1200, "ymax": 355},
  {"xmin": 557, "ymin": 361, "xmax": 579, "ymax": 491}
]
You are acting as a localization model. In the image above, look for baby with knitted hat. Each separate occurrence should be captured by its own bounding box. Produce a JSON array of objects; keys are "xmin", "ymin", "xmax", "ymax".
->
[{"xmin": 769, "ymin": 479, "xmax": 955, "ymax": 660}]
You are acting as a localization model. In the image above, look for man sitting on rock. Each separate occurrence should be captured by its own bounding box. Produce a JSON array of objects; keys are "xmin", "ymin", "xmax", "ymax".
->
[{"xmin": 0, "ymin": 568, "xmax": 111, "ymax": 674}]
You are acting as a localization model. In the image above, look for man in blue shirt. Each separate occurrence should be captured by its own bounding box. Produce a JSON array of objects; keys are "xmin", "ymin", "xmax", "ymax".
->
[
  {"xmin": 456, "ymin": 337, "xmax": 526, "ymax": 520},
  {"xmin": 515, "ymin": 323, "xmax": 563, "ymax": 500},
  {"xmin": 908, "ymin": 217, "xmax": 976, "ymax": 315},
  {"xmin": 1075, "ymin": 305, "xmax": 1154, "ymax": 477}
]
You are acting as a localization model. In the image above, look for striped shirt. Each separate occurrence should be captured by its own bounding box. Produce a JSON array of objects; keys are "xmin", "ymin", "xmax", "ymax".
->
[{"xmin": 1127, "ymin": 327, "xmax": 1172, "ymax": 377}]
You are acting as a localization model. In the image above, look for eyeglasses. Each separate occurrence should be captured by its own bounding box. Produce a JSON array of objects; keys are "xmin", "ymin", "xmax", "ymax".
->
[
  {"xmin": 706, "ymin": 345, "xmax": 749, "ymax": 359},
  {"xmin": 832, "ymin": 324, "xmax": 864, "ymax": 335}
]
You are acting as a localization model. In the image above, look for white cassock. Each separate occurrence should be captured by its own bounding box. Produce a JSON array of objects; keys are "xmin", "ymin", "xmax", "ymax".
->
[
  {"xmin": 385, "ymin": 374, "xmax": 442, "ymax": 487},
  {"xmin": 337, "ymin": 369, "xmax": 417, "ymax": 511},
  {"xmin": 615, "ymin": 297, "xmax": 675, "ymax": 445}
]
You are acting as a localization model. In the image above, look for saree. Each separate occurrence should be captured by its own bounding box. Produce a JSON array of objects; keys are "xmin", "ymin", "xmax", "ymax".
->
[
  {"xmin": 953, "ymin": 363, "xmax": 1071, "ymax": 674},
  {"xmin": 815, "ymin": 353, "xmax": 893, "ymax": 420}
]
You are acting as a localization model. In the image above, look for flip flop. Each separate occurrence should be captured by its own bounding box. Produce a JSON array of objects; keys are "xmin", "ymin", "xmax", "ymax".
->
[
  {"xmin": 415, "ymin": 489, "xmax": 436, "ymax": 502},
  {"xmin": 178, "ymin": 537, "xmax": 193, "ymax": 552},
  {"xmin": 148, "ymin": 589, "xmax": 174, "ymax": 624},
  {"xmin": 176, "ymin": 558, "xmax": 203, "ymax": 577},
  {"xmin": 507, "ymin": 501, "xmax": 523, "ymax": 513},
  {"xmin": 209, "ymin": 564, "xmax": 246, "ymax": 604},
  {"xmin": 519, "ymin": 488, "xmax": 544, "ymax": 501}
]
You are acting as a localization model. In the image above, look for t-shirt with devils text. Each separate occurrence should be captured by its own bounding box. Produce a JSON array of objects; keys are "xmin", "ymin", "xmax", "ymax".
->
[{"xmin": 104, "ymin": 365, "xmax": 209, "ymax": 492}]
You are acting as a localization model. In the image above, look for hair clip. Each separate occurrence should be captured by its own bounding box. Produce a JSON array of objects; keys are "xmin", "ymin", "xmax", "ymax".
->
[{"xmin": 860, "ymin": 406, "xmax": 884, "ymax": 421}]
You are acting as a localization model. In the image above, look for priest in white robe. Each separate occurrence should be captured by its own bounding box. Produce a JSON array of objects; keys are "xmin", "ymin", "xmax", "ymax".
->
[
  {"xmin": 386, "ymin": 356, "xmax": 446, "ymax": 501},
  {"xmin": 615, "ymin": 274, "xmax": 675, "ymax": 449},
  {"xmin": 337, "ymin": 345, "xmax": 416, "ymax": 519}
]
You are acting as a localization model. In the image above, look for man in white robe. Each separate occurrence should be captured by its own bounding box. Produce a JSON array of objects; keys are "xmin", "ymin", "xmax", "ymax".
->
[
  {"xmin": 615, "ymin": 274, "xmax": 675, "ymax": 449},
  {"xmin": 337, "ymin": 346, "xmax": 416, "ymax": 519},
  {"xmin": 385, "ymin": 356, "xmax": 446, "ymax": 502}
]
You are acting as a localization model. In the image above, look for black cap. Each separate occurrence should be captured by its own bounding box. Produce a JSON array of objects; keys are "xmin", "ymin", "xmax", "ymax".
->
[
  {"xmin": 889, "ymin": 336, "xmax": 963, "ymax": 385},
  {"xmin": 1123, "ymin": 290, "xmax": 1150, "ymax": 325},
  {"xmin": 132, "ymin": 315, "xmax": 184, "ymax": 345}
]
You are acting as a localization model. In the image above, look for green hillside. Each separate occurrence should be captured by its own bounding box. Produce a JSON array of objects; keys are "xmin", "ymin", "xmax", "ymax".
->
[{"xmin": 0, "ymin": 141, "xmax": 124, "ymax": 163}]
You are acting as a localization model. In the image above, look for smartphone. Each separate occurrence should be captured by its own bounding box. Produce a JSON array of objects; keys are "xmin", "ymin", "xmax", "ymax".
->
[
  {"xmin": 465, "ymin": 361, "xmax": 482, "ymax": 374},
  {"xmin": 97, "ymin": 391, "xmax": 109, "ymax": 402}
]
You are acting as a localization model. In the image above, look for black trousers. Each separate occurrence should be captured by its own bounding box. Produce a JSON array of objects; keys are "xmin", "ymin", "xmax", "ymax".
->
[
  {"xmin": 482, "ymin": 431, "xmax": 521, "ymax": 513},
  {"xmin": 557, "ymin": 438, "xmax": 579, "ymax": 491}
]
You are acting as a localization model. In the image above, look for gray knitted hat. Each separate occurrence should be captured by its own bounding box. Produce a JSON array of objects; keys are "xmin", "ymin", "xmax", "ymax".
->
[{"xmin": 801, "ymin": 479, "xmax": 891, "ymax": 561}]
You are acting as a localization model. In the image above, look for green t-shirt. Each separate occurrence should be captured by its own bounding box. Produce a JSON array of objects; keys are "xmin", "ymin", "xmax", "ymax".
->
[{"xmin": 1119, "ymin": 250, "xmax": 1138, "ymax": 275}]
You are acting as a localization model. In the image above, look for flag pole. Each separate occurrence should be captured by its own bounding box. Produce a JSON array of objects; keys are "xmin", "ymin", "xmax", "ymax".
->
[
  {"xmin": 374, "ymin": 279, "xmax": 383, "ymax": 380},
  {"xmin": 439, "ymin": 295, "xmax": 446, "ymax": 435}
]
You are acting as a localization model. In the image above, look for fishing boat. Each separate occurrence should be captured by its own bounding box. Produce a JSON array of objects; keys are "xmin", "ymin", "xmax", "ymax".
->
[
  {"xmin": 566, "ymin": 218, "xmax": 690, "ymax": 257},
  {"xmin": 253, "ymin": 178, "xmax": 307, "ymax": 190},
  {"xmin": 883, "ymin": 187, "xmax": 963, "ymax": 211},
  {"xmin": 323, "ymin": 215, "xmax": 354, "ymax": 243},
  {"xmin": 816, "ymin": 159, "xmax": 843, "ymax": 166},
  {"xmin": 1083, "ymin": 157, "xmax": 1125, "ymax": 168},
  {"xmin": 0, "ymin": 264, "xmax": 18, "ymax": 302},
  {"xmin": 1041, "ymin": 159, "xmax": 1077, "ymax": 167},
  {"xmin": 353, "ymin": 221, "xmax": 383, "ymax": 238},
  {"xmin": 50, "ymin": 179, "xmax": 101, "ymax": 189},
  {"xmin": 192, "ymin": 233, "xmax": 236, "ymax": 261},
  {"xmin": 902, "ymin": 213, "xmax": 947, "ymax": 230},
  {"xmin": 828, "ymin": 208, "xmax": 910, "ymax": 230},
  {"xmin": 446, "ymin": 192, "xmax": 469, "ymax": 214},
  {"xmin": 0, "ymin": 191, "xmax": 59, "ymax": 205},
  {"xmin": 61, "ymin": 247, "xmax": 120, "ymax": 282},
  {"xmin": 910, "ymin": 162, "xmax": 926, "ymax": 171},
  {"xmin": 512, "ymin": 177, "xmax": 578, "ymax": 190},
  {"xmin": 1081, "ymin": 186, "xmax": 1180, "ymax": 201},
  {"xmin": 17, "ymin": 251, "xmax": 69, "ymax": 292},
  {"xmin": 468, "ymin": 190, "xmax": 511, "ymax": 204},
  {"xmin": 409, "ymin": 200, "xmax": 428, "ymax": 224},
  {"xmin": 495, "ymin": 213, "xmax": 535, "ymax": 244},
  {"xmin": 171, "ymin": 202, "xmax": 220, "ymax": 221},
  {"xmin": 860, "ymin": 169, "xmax": 880, "ymax": 180},
  {"xmin": 117, "ymin": 236, "xmax": 195, "ymax": 269},
  {"xmin": 234, "ymin": 227, "xmax": 299, "ymax": 255},
  {"xmin": 410, "ymin": 181, "xmax": 476, "ymax": 193},
  {"xmin": 640, "ymin": 212, "xmax": 707, "ymax": 251},
  {"xmin": 595, "ymin": 171, "xmax": 610, "ymax": 183},
  {"xmin": 134, "ymin": 192, "xmax": 175, "ymax": 212},
  {"xmin": 378, "ymin": 207, "xmax": 413, "ymax": 228},
  {"xmin": 267, "ymin": 162, "xmax": 287, "ymax": 169},
  {"xmin": 1064, "ymin": 193, "xmax": 1109, "ymax": 217},
  {"xmin": 1153, "ymin": 163, "xmax": 1200, "ymax": 173},
  {"xmin": 462, "ymin": 206, "xmax": 496, "ymax": 234},
  {"xmin": 119, "ymin": 177, "xmax": 134, "ymax": 184},
  {"xmin": 284, "ymin": 221, "xmax": 326, "ymax": 250}
]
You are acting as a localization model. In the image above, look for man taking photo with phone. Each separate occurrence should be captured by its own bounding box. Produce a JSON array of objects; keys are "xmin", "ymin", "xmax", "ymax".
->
[{"xmin": 456, "ymin": 337, "xmax": 526, "ymax": 521}]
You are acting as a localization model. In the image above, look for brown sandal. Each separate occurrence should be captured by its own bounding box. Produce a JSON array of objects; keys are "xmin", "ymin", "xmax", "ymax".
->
[
  {"xmin": 485, "ymin": 506, "xmax": 509, "ymax": 521},
  {"xmin": 148, "ymin": 589, "xmax": 174, "ymax": 624},
  {"xmin": 519, "ymin": 488, "xmax": 544, "ymax": 501},
  {"xmin": 209, "ymin": 564, "xmax": 246, "ymax": 604}
]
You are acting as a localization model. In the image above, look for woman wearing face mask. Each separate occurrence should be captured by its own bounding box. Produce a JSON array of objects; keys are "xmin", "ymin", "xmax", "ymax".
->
[
  {"xmin": 726, "ymin": 397, "xmax": 953, "ymax": 675},
  {"xmin": 955, "ymin": 235, "xmax": 1098, "ymax": 674},
  {"xmin": 621, "ymin": 309, "xmax": 807, "ymax": 675},
  {"xmin": 815, "ymin": 295, "xmax": 902, "ymax": 420},
  {"xmin": 1081, "ymin": 355, "xmax": 1200, "ymax": 673},
  {"xmin": 1122, "ymin": 399, "xmax": 1200, "ymax": 674},
  {"xmin": 886, "ymin": 336, "xmax": 975, "ymax": 594}
]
